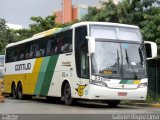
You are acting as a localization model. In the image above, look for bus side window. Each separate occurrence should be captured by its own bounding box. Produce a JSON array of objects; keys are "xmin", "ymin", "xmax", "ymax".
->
[
  {"xmin": 80, "ymin": 43, "xmax": 89, "ymax": 78},
  {"xmin": 61, "ymin": 30, "xmax": 72, "ymax": 53},
  {"xmin": 57, "ymin": 36, "xmax": 64, "ymax": 54},
  {"xmin": 34, "ymin": 38, "xmax": 47, "ymax": 58},
  {"xmin": 19, "ymin": 45, "xmax": 25, "ymax": 61},
  {"xmin": 29, "ymin": 43, "xmax": 36, "ymax": 59},
  {"xmin": 6, "ymin": 48, "xmax": 13, "ymax": 63},
  {"xmin": 47, "ymin": 36, "xmax": 58, "ymax": 56},
  {"xmin": 25, "ymin": 43, "xmax": 31, "ymax": 60},
  {"xmin": 55, "ymin": 30, "xmax": 72, "ymax": 54},
  {"xmin": 13, "ymin": 47, "xmax": 20, "ymax": 62},
  {"xmin": 75, "ymin": 26, "xmax": 89, "ymax": 79},
  {"xmin": 20, "ymin": 53, "xmax": 24, "ymax": 60}
]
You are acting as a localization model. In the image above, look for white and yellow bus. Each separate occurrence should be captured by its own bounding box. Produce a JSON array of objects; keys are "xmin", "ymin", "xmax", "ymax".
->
[{"xmin": 3, "ymin": 22, "xmax": 157, "ymax": 106}]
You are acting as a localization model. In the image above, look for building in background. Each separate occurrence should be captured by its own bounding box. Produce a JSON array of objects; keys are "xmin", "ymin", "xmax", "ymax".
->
[
  {"xmin": 54, "ymin": 0, "xmax": 88, "ymax": 24},
  {"xmin": 54, "ymin": 10, "xmax": 63, "ymax": 24}
]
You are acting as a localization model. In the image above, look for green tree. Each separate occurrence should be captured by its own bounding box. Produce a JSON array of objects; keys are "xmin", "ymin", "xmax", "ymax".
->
[
  {"xmin": 0, "ymin": 15, "xmax": 57, "ymax": 54},
  {"xmin": 12, "ymin": 15, "xmax": 57, "ymax": 43},
  {"xmin": 13, "ymin": 29, "xmax": 32, "ymax": 42},
  {"xmin": 140, "ymin": 7, "xmax": 160, "ymax": 56},
  {"xmin": 29, "ymin": 15, "xmax": 56, "ymax": 34},
  {"xmin": 82, "ymin": 7, "xmax": 101, "ymax": 21},
  {"xmin": 0, "ymin": 18, "xmax": 8, "ymax": 54}
]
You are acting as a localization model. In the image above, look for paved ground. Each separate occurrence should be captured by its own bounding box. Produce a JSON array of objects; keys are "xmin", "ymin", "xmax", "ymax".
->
[{"xmin": 0, "ymin": 97, "xmax": 160, "ymax": 114}]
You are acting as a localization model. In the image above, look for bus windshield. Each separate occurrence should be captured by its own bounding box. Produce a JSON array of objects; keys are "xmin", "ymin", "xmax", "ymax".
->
[
  {"xmin": 91, "ymin": 40, "xmax": 146, "ymax": 79},
  {"xmin": 90, "ymin": 24, "xmax": 146, "ymax": 79},
  {"xmin": 90, "ymin": 25, "xmax": 142, "ymax": 42},
  {"xmin": 91, "ymin": 41, "xmax": 121, "ymax": 78}
]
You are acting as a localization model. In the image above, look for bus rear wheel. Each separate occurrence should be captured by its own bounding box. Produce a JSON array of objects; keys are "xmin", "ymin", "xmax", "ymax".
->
[
  {"xmin": 63, "ymin": 82, "xmax": 75, "ymax": 105},
  {"xmin": 17, "ymin": 83, "xmax": 23, "ymax": 100},
  {"xmin": 11, "ymin": 84, "xmax": 17, "ymax": 99}
]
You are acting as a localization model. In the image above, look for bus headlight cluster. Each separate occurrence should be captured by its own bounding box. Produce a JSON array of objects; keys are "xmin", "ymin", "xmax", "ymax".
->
[
  {"xmin": 90, "ymin": 76, "xmax": 107, "ymax": 87},
  {"xmin": 138, "ymin": 82, "xmax": 148, "ymax": 88}
]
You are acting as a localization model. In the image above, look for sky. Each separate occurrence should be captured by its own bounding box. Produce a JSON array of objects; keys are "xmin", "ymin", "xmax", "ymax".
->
[{"xmin": 0, "ymin": 0, "xmax": 101, "ymax": 28}]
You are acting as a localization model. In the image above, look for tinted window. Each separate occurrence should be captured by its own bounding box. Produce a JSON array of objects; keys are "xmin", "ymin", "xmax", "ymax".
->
[
  {"xmin": 145, "ymin": 43, "xmax": 152, "ymax": 58},
  {"xmin": 47, "ymin": 30, "xmax": 72, "ymax": 55},
  {"xmin": 75, "ymin": 26, "xmax": 89, "ymax": 78},
  {"xmin": 6, "ymin": 38, "xmax": 48, "ymax": 63},
  {"xmin": 46, "ymin": 36, "xmax": 57, "ymax": 55},
  {"xmin": 56, "ymin": 30, "xmax": 72, "ymax": 54},
  {"xmin": 5, "ymin": 30, "xmax": 72, "ymax": 63},
  {"xmin": 34, "ymin": 38, "xmax": 47, "ymax": 58},
  {"xmin": 6, "ymin": 47, "xmax": 16, "ymax": 63}
]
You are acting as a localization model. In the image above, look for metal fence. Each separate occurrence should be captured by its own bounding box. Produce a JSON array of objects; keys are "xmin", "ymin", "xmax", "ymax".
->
[{"xmin": 147, "ymin": 59, "xmax": 160, "ymax": 98}]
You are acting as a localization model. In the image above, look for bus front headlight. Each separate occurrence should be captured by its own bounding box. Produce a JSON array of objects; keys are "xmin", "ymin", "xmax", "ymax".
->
[
  {"xmin": 138, "ymin": 82, "xmax": 148, "ymax": 88},
  {"xmin": 90, "ymin": 76, "xmax": 107, "ymax": 87}
]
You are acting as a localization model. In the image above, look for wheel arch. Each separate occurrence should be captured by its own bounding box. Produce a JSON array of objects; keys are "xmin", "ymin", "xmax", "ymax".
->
[
  {"xmin": 17, "ymin": 80, "xmax": 22, "ymax": 87},
  {"xmin": 11, "ymin": 81, "xmax": 16, "ymax": 87},
  {"xmin": 61, "ymin": 79, "xmax": 70, "ymax": 97},
  {"xmin": 11, "ymin": 81, "xmax": 16, "ymax": 90}
]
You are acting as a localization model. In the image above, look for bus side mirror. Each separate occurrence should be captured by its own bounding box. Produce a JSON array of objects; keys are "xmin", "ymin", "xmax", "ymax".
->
[
  {"xmin": 144, "ymin": 41, "xmax": 157, "ymax": 60},
  {"xmin": 86, "ymin": 36, "xmax": 95, "ymax": 55}
]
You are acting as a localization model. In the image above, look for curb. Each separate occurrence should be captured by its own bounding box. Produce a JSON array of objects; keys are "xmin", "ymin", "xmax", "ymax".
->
[
  {"xmin": 149, "ymin": 104, "xmax": 160, "ymax": 108},
  {"xmin": 132, "ymin": 103, "xmax": 160, "ymax": 108}
]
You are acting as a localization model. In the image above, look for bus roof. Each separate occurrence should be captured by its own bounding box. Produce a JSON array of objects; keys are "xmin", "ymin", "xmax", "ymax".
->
[
  {"xmin": 33, "ymin": 28, "xmax": 61, "ymax": 37},
  {"xmin": 70, "ymin": 22, "xmax": 139, "ymax": 29},
  {"xmin": 6, "ymin": 22, "xmax": 139, "ymax": 48},
  {"xmin": 6, "ymin": 28, "xmax": 62, "ymax": 48}
]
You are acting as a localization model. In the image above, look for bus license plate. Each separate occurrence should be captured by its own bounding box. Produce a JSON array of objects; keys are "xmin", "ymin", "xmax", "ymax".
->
[{"xmin": 118, "ymin": 92, "xmax": 127, "ymax": 96}]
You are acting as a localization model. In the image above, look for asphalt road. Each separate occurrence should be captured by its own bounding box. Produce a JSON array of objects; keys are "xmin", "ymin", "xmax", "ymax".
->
[{"xmin": 0, "ymin": 97, "xmax": 160, "ymax": 114}]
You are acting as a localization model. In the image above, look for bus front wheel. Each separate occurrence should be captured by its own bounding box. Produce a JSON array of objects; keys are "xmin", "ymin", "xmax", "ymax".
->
[{"xmin": 63, "ymin": 82, "xmax": 74, "ymax": 105}]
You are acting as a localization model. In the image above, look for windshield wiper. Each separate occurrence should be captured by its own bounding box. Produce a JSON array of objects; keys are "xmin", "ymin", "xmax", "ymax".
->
[
  {"xmin": 125, "ymin": 48, "xmax": 138, "ymax": 79},
  {"xmin": 117, "ymin": 49, "xmax": 120, "ymax": 67},
  {"xmin": 139, "ymin": 44, "xmax": 144, "ymax": 65},
  {"xmin": 125, "ymin": 49, "xmax": 129, "ymax": 67}
]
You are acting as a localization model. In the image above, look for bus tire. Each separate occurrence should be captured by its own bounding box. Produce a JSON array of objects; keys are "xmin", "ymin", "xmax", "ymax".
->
[
  {"xmin": 105, "ymin": 100, "xmax": 120, "ymax": 108},
  {"xmin": 11, "ymin": 83, "xmax": 17, "ymax": 99},
  {"xmin": 63, "ymin": 82, "xmax": 75, "ymax": 105},
  {"xmin": 17, "ymin": 82, "xmax": 23, "ymax": 100}
]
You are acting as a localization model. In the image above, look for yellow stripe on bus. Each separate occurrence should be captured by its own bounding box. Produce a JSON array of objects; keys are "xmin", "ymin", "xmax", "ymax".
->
[
  {"xmin": 133, "ymin": 80, "xmax": 141, "ymax": 84},
  {"xmin": 3, "ymin": 58, "xmax": 43, "ymax": 95},
  {"xmin": 25, "ymin": 58, "xmax": 43, "ymax": 94}
]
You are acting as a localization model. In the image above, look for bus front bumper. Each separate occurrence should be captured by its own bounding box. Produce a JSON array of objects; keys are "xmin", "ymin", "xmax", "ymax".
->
[{"xmin": 87, "ymin": 84, "xmax": 147, "ymax": 100}]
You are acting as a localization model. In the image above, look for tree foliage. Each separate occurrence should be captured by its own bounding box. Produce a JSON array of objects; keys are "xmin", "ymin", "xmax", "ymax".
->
[
  {"xmin": 0, "ymin": 15, "xmax": 56, "ymax": 54},
  {"xmin": 0, "ymin": 19, "xmax": 11, "ymax": 54},
  {"xmin": 29, "ymin": 15, "xmax": 56, "ymax": 34}
]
